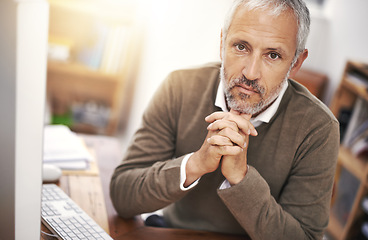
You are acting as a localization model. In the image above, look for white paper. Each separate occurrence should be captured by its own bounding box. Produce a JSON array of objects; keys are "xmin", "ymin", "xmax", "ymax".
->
[{"xmin": 43, "ymin": 125, "xmax": 93, "ymax": 170}]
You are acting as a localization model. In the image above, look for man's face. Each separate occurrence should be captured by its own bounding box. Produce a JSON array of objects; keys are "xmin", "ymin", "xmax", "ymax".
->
[{"xmin": 221, "ymin": 6, "xmax": 303, "ymax": 115}]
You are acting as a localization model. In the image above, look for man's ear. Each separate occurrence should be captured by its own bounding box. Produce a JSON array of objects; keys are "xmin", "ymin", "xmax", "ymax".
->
[
  {"xmin": 220, "ymin": 30, "xmax": 223, "ymax": 60},
  {"xmin": 289, "ymin": 49, "xmax": 308, "ymax": 78}
]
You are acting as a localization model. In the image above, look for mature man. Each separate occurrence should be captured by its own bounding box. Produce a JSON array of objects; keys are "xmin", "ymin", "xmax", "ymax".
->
[{"xmin": 110, "ymin": 0, "xmax": 339, "ymax": 239}]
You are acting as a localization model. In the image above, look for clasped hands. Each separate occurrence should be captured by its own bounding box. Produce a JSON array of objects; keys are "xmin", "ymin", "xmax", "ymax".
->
[{"xmin": 185, "ymin": 109, "xmax": 258, "ymax": 187}]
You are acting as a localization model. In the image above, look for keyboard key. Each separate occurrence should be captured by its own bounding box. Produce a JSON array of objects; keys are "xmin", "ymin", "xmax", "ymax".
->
[{"xmin": 41, "ymin": 184, "xmax": 112, "ymax": 240}]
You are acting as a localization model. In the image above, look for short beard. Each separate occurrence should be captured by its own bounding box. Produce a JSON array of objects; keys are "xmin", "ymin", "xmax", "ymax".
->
[{"xmin": 220, "ymin": 63, "xmax": 291, "ymax": 115}]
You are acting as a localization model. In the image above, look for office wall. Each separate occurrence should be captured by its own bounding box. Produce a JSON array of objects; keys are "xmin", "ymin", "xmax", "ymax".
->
[
  {"xmin": 323, "ymin": 0, "xmax": 368, "ymax": 103},
  {"xmin": 303, "ymin": 0, "xmax": 368, "ymax": 104},
  {"xmin": 123, "ymin": 0, "xmax": 231, "ymax": 142},
  {"xmin": 122, "ymin": 0, "xmax": 368, "ymax": 144}
]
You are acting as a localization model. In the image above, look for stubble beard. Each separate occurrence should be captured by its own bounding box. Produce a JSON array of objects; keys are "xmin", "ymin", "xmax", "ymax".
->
[{"xmin": 220, "ymin": 63, "xmax": 290, "ymax": 115}]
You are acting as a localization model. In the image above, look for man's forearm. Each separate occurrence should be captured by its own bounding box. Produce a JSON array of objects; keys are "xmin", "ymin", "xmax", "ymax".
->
[
  {"xmin": 218, "ymin": 166, "xmax": 325, "ymax": 240},
  {"xmin": 110, "ymin": 157, "xmax": 187, "ymax": 218}
]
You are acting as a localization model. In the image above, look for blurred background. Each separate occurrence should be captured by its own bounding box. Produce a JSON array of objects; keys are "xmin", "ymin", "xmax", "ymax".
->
[
  {"xmin": 45, "ymin": 1, "xmax": 368, "ymax": 239},
  {"xmin": 45, "ymin": 0, "xmax": 368, "ymax": 143}
]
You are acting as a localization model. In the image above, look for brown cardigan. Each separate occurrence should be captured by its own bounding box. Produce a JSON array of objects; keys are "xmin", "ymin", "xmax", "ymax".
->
[{"xmin": 110, "ymin": 62, "xmax": 339, "ymax": 240}]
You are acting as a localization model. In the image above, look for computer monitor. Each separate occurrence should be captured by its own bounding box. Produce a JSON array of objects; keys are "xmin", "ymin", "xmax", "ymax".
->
[{"xmin": 0, "ymin": 0, "xmax": 49, "ymax": 239}]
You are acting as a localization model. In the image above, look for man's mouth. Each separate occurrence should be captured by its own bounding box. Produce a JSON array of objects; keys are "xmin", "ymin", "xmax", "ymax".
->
[{"xmin": 235, "ymin": 84, "xmax": 260, "ymax": 94}]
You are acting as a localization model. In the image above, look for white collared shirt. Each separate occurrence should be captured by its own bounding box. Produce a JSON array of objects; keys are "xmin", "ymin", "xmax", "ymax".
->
[{"xmin": 180, "ymin": 80, "xmax": 289, "ymax": 190}]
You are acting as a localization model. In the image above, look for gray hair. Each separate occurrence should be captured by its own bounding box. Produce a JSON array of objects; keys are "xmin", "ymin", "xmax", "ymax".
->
[{"xmin": 222, "ymin": 0, "xmax": 310, "ymax": 59}]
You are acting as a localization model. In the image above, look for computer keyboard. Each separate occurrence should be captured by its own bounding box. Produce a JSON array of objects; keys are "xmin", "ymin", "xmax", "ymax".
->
[{"xmin": 41, "ymin": 184, "xmax": 113, "ymax": 240}]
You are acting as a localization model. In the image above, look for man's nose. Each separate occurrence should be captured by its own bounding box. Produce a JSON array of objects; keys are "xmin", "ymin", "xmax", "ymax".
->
[{"xmin": 241, "ymin": 56, "xmax": 261, "ymax": 81}]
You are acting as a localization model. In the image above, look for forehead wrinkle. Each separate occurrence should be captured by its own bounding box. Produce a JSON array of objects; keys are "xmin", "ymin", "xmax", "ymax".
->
[
  {"xmin": 227, "ymin": 6, "xmax": 297, "ymax": 57},
  {"xmin": 228, "ymin": 29, "xmax": 290, "ymax": 56}
]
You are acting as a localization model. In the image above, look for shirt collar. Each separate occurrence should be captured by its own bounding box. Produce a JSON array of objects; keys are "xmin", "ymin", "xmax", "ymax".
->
[{"xmin": 215, "ymin": 80, "xmax": 288, "ymax": 127}]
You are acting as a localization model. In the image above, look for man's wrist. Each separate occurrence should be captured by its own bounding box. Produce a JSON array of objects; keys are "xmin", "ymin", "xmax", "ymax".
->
[
  {"xmin": 183, "ymin": 152, "xmax": 208, "ymax": 188},
  {"xmin": 226, "ymin": 165, "xmax": 249, "ymax": 187},
  {"xmin": 180, "ymin": 153, "xmax": 200, "ymax": 191}
]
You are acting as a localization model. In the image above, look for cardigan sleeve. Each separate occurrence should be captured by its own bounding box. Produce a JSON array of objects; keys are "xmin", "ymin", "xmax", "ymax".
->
[
  {"xmin": 110, "ymin": 73, "xmax": 189, "ymax": 218},
  {"xmin": 217, "ymin": 119, "xmax": 340, "ymax": 240}
]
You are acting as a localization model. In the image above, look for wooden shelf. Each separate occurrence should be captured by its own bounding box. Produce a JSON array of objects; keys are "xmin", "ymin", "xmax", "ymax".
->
[
  {"xmin": 327, "ymin": 60, "xmax": 368, "ymax": 239},
  {"xmin": 47, "ymin": 63, "xmax": 119, "ymax": 106},
  {"xmin": 46, "ymin": 0, "xmax": 142, "ymax": 135},
  {"xmin": 338, "ymin": 147, "xmax": 368, "ymax": 181},
  {"xmin": 343, "ymin": 77, "xmax": 368, "ymax": 103},
  {"xmin": 48, "ymin": 61, "xmax": 119, "ymax": 82},
  {"xmin": 327, "ymin": 213, "xmax": 344, "ymax": 240}
]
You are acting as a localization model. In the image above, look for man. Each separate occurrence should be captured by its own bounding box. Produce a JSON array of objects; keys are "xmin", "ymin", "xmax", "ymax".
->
[{"xmin": 110, "ymin": 0, "xmax": 339, "ymax": 239}]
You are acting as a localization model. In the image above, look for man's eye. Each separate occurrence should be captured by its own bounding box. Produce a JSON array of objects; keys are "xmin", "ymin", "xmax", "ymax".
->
[
  {"xmin": 269, "ymin": 52, "xmax": 281, "ymax": 60},
  {"xmin": 268, "ymin": 52, "xmax": 281, "ymax": 60},
  {"xmin": 236, "ymin": 44, "xmax": 246, "ymax": 51}
]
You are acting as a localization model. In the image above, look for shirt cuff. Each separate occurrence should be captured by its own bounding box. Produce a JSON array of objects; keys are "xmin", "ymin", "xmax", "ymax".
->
[
  {"xmin": 219, "ymin": 165, "xmax": 250, "ymax": 190},
  {"xmin": 180, "ymin": 153, "xmax": 200, "ymax": 191}
]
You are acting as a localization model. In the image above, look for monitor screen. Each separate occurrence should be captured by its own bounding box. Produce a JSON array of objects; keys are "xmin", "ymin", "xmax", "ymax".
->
[{"xmin": 0, "ymin": 0, "xmax": 49, "ymax": 239}]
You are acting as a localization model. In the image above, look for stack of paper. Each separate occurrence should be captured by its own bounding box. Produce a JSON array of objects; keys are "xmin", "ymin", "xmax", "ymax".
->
[{"xmin": 43, "ymin": 125, "xmax": 93, "ymax": 170}]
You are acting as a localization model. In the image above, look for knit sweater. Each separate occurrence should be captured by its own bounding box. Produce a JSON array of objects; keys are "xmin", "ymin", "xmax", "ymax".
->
[{"xmin": 110, "ymin": 62, "xmax": 339, "ymax": 240}]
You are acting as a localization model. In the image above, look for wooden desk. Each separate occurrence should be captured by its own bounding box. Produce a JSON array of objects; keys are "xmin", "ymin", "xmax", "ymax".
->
[{"xmin": 42, "ymin": 134, "xmax": 246, "ymax": 240}]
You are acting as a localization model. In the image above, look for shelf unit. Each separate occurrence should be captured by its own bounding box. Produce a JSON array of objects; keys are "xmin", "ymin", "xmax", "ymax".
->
[
  {"xmin": 327, "ymin": 61, "xmax": 368, "ymax": 239},
  {"xmin": 46, "ymin": 0, "xmax": 142, "ymax": 135}
]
